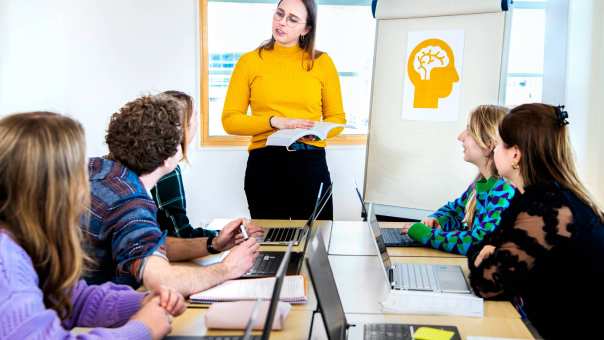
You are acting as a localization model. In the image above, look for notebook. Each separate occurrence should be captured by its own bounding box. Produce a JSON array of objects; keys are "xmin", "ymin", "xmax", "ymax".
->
[{"xmin": 189, "ymin": 275, "xmax": 307, "ymax": 304}]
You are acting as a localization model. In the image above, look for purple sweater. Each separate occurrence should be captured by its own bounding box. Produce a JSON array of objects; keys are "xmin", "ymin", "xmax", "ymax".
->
[{"xmin": 0, "ymin": 232, "xmax": 151, "ymax": 339}]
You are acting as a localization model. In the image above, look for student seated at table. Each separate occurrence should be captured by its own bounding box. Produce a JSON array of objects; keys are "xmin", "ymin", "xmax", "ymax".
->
[
  {"xmin": 84, "ymin": 93, "xmax": 262, "ymax": 297},
  {"xmin": 469, "ymin": 103, "xmax": 604, "ymax": 340},
  {"xmin": 401, "ymin": 105, "xmax": 516, "ymax": 255},
  {"xmin": 0, "ymin": 112, "xmax": 185, "ymax": 339},
  {"xmin": 151, "ymin": 90, "xmax": 221, "ymax": 239}
]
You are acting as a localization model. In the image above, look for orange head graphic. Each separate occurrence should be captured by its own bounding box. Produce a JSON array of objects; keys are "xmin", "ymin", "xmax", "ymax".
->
[{"xmin": 407, "ymin": 38, "xmax": 459, "ymax": 109}]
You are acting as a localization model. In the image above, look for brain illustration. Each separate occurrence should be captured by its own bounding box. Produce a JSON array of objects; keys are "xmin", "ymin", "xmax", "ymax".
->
[{"xmin": 412, "ymin": 45, "xmax": 450, "ymax": 80}]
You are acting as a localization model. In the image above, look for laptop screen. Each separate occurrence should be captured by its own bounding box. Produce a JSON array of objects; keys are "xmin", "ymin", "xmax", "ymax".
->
[
  {"xmin": 260, "ymin": 243, "xmax": 293, "ymax": 340},
  {"xmin": 367, "ymin": 203, "xmax": 392, "ymax": 285},
  {"xmin": 353, "ymin": 181, "xmax": 368, "ymax": 218},
  {"xmin": 305, "ymin": 232, "xmax": 348, "ymax": 340}
]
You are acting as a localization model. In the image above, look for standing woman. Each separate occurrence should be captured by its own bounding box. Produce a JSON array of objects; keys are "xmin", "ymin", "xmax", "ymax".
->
[{"xmin": 222, "ymin": 0, "xmax": 346, "ymax": 220}]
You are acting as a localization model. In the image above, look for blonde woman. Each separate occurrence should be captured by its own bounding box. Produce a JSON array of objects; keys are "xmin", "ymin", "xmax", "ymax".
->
[
  {"xmin": 470, "ymin": 103, "xmax": 604, "ymax": 339},
  {"xmin": 401, "ymin": 105, "xmax": 516, "ymax": 255},
  {"xmin": 0, "ymin": 112, "xmax": 185, "ymax": 340}
]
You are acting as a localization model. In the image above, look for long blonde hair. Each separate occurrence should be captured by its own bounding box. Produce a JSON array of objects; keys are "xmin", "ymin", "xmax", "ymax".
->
[
  {"xmin": 0, "ymin": 112, "xmax": 90, "ymax": 320},
  {"xmin": 499, "ymin": 103, "xmax": 604, "ymax": 221},
  {"xmin": 464, "ymin": 105, "xmax": 509, "ymax": 228}
]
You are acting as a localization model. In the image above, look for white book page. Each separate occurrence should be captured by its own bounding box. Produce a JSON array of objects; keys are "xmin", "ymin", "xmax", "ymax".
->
[
  {"xmin": 265, "ymin": 122, "xmax": 350, "ymax": 147},
  {"xmin": 310, "ymin": 122, "xmax": 346, "ymax": 139},
  {"xmin": 190, "ymin": 275, "xmax": 306, "ymax": 302},
  {"xmin": 265, "ymin": 129, "xmax": 310, "ymax": 147}
]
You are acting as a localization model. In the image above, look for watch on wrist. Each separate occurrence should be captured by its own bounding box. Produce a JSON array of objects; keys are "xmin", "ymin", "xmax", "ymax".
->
[{"xmin": 206, "ymin": 235, "xmax": 221, "ymax": 254}]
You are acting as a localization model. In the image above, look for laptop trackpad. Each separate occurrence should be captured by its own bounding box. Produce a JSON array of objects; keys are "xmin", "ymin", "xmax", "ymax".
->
[{"xmin": 435, "ymin": 265, "xmax": 471, "ymax": 294}]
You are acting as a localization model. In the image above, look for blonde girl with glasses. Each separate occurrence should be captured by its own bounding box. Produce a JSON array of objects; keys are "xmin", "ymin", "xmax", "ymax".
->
[{"xmin": 222, "ymin": 0, "xmax": 346, "ymax": 220}]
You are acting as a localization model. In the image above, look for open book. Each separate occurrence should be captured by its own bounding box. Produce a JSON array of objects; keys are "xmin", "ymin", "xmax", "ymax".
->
[
  {"xmin": 189, "ymin": 275, "xmax": 307, "ymax": 304},
  {"xmin": 265, "ymin": 122, "xmax": 350, "ymax": 147}
]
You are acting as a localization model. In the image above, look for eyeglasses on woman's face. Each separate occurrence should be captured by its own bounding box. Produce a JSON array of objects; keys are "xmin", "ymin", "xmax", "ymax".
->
[{"xmin": 273, "ymin": 8, "xmax": 306, "ymax": 28}]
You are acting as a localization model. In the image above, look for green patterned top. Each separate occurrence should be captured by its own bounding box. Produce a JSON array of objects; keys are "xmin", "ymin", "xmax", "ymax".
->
[{"xmin": 408, "ymin": 177, "xmax": 515, "ymax": 255}]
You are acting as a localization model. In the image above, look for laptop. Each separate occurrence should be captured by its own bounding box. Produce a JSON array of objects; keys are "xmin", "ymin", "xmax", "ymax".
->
[
  {"xmin": 257, "ymin": 183, "xmax": 326, "ymax": 245},
  {"xmin": 242, "ymin": 183, "xmax": 333, "ymax": 279},
  {"xmin": 353, "ymin": 183, "xmax": 420, "ymax": 247},
  {"xmin": 167, "ymin": 244, "xmax": 294, "ymax": 340},
  {"xmin": 305, "ymin": 231, "xmax": 461, "ymax": 340},
  {"xmin": 366, "ymin": 203, "xmax": 471, "ymax": 294}
]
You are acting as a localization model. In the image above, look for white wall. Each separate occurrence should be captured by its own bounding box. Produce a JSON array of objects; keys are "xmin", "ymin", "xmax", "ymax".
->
[
  {"xmin": 565, "ymin": 0, "xmax": 604, "ymax": 206},
  {"xmin": 0, "ymin": 0, "xmax": 367, "ymax": 224}
]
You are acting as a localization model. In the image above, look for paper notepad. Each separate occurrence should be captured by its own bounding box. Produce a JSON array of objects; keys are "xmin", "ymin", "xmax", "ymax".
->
[{"xmin": 190, "ymin": 275, "xmax": 307, "ymax": 304}]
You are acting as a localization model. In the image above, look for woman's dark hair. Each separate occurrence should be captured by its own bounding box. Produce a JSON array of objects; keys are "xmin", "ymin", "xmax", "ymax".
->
[{"xmin": 499, "ymin": 103, "xmax": 603, "ymax": 221}]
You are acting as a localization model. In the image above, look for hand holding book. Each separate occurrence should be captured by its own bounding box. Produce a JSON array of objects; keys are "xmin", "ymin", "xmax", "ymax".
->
[
  {"xmin": 266, "ymin": 121, "xmax": 353, "ymax": 148},
  {"xmin": 269, "ymin": 116, "xmax": 315, "ymax": 130}
]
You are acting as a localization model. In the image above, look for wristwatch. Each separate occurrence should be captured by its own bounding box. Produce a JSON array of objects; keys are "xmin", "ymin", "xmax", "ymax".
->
[{"xmin": 206, "ymin": 235, "xmax": 221, "ymax": 254}]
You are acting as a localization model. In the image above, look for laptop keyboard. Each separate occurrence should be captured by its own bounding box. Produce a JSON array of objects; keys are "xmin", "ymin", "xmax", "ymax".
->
[
  {"xmin": 364, "ymin": 323, "xmax": 410, "ymax": 340},
  {"xmin": 264, "ymin": 227, "xmax": 301, "ymax": 242},
  {"xmin": 200, "ymin": 337, "xmax": 261, "ymax": 340},
  {"xmin": 394, "ymin": 263, "xmax": 438, "ymax": 291},
  {"xmin": 248, "ymin": 253, "xmax": 282, "ymax": 275},
  {"xmin": 381, "ymin": 228, "xmax": 417, "ymax": 246}
]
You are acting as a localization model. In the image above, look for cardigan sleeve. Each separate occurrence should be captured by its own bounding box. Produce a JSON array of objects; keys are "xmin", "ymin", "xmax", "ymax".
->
[
  {"xmin": 468, "ymin": 185, "xmax": 575, "ymax": 299},
  {"xmin": 408, "ymin": 179, "xmax": 515, "ymax": 255}
]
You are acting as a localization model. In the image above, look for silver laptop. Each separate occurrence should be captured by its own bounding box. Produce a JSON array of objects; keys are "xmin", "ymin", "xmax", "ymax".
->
[
  {"xmin": 257, "ymin": 183, "xmax": 327, "ymax": 245},
  {"xmin": 353, "ymin": 182, "xmax": 420, "ymax": 247},
  {"xmin": 305, "ymin": 231, "xmax": 461, "ymax": 340},
  {"xmin": 366, "ymin": 203, "xmax": 471, "ymax": 294}
]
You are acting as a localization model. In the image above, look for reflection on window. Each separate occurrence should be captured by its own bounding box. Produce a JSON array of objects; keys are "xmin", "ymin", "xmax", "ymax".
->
[
  {"xmin": 207, "ymin": 0, "xmax": 375, "ymax": 137},
  {"xmin": 504, "ymin": 1, "xmax": 546, "ymax": 106}
]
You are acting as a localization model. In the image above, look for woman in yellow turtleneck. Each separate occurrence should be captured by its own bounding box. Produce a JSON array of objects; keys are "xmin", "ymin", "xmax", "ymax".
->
[{"xmin": 222, "ymin": 0, "xmax": 346, "ymax": 220}]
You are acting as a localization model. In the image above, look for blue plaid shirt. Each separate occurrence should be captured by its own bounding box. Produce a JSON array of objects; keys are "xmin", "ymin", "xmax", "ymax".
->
[{"xmin": 84, "ymin": 157, "xmax": 167, "ymax": 289}]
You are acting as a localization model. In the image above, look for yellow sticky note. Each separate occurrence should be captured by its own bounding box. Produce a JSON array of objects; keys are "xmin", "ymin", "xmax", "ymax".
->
[{"xmin": 413, "ymin": 326, "xmax": 455, "ymax": 340}]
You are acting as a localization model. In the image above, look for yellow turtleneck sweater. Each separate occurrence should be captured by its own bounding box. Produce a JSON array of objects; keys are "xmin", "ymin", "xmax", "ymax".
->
[{"xmin": 222, "ymin": 44, "xmax": 346, "ymax": 150}]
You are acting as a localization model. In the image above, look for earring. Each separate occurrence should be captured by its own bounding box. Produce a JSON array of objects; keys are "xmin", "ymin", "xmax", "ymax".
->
[{"xmin": 512, "ymin": 163, "xmax": 520, "ymax": 170}]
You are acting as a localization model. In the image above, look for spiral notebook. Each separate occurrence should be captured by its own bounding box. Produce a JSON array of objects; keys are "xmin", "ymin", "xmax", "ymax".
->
[{"xmin": 189, "ymin": 275, "xmax": 308, "ymax": 304}]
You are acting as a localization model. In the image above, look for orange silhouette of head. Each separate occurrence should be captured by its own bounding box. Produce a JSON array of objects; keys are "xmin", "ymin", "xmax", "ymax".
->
[{"xmin": 407, "ymin": 38, "xmax": 459, "ymax": 109}]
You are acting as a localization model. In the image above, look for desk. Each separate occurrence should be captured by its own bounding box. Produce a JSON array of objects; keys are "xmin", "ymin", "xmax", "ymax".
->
[
  {"xmin": 169, "ymin": 308, "xmax": 313, "ymax": 339},
  {"xmin": 185, "ymin": 220, "xmax": 332, "ymax": 312},
  {"xmin": 310, "ymin": 313, "xmax": 533, "ymax": 339},
  {"xmin": 328, "ymin": 255, "xmax": 520, "ymax": 319},
  {"xmin": 329, "ymin": 221, "xmax": 464, "ymax": 258},
  {"xmin": 172, "ymin": 219, "xmax": 531, "ymax": 339}
]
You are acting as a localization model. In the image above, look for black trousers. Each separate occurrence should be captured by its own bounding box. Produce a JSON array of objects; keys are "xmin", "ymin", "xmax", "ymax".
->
[{"xmin": 244, "ymin": 146, "xmax": 333, "ymax": 220}]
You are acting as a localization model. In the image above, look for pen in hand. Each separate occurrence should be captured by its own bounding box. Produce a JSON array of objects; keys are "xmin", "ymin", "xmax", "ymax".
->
[{"xmin": 240, "ymin": 221, "xmax": 249, "ymax": 241}]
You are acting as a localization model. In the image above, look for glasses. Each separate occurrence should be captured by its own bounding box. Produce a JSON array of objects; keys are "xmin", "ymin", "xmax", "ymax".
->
[{"xmin": 273, "ymin": 9, "xmax": 306, "ymax": 27}]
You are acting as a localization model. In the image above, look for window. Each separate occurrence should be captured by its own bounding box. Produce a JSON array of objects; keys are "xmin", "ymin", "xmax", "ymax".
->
[
  {"xmin": 199, "ymin": 0, "xmax": 375, "ymax": 146},
  {"xmin": 503, "ymin": 1, "xmax": 547, "ymax": 106}
]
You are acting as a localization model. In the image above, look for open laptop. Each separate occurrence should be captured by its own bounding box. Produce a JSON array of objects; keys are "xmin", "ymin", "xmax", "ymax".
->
[
  {"xmin": 366, "ymin": 203, "xmax": 471, "ymax": 294},
  {"xmin": 305, "ymin": 231, "xmax": 461, "ymax": 340},
  {"xmin": 167, "ymin": 244, "xmax": 294, "ymax": 340},
  {"xmin": 242, "ymin": 183, "xmax": 333, "ymax": 279},
  {"xmin": 257, "ymin": 183, "xmax": 326, "ymax": 245},
  {"xmin": 353, "ymin": 183, "xmax": 420, "ymax": 247}
]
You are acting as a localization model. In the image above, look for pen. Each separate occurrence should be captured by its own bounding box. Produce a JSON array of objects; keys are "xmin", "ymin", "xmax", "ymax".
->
[{"xmin": 240, "ymin": 221, "xmax": 249, "ymax": 240}]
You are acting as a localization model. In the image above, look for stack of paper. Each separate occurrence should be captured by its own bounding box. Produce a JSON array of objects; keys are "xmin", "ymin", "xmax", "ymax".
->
[
  {"xmin": 190, "ymin": 275, "xmax": 307, "ymax": 304},
  {"xmin": 381, "ymin": 290, "xmax": 484, "ymax": 318}
]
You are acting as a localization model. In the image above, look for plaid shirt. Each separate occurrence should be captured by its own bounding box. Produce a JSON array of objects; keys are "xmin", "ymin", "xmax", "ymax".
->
[
  {"xmin": 151, "ymin": 165, "xmax": 217, "ymax": 238},
  {"xmin": 84, "ymin": 157, "xmax": 167, "ymax": 289}
]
